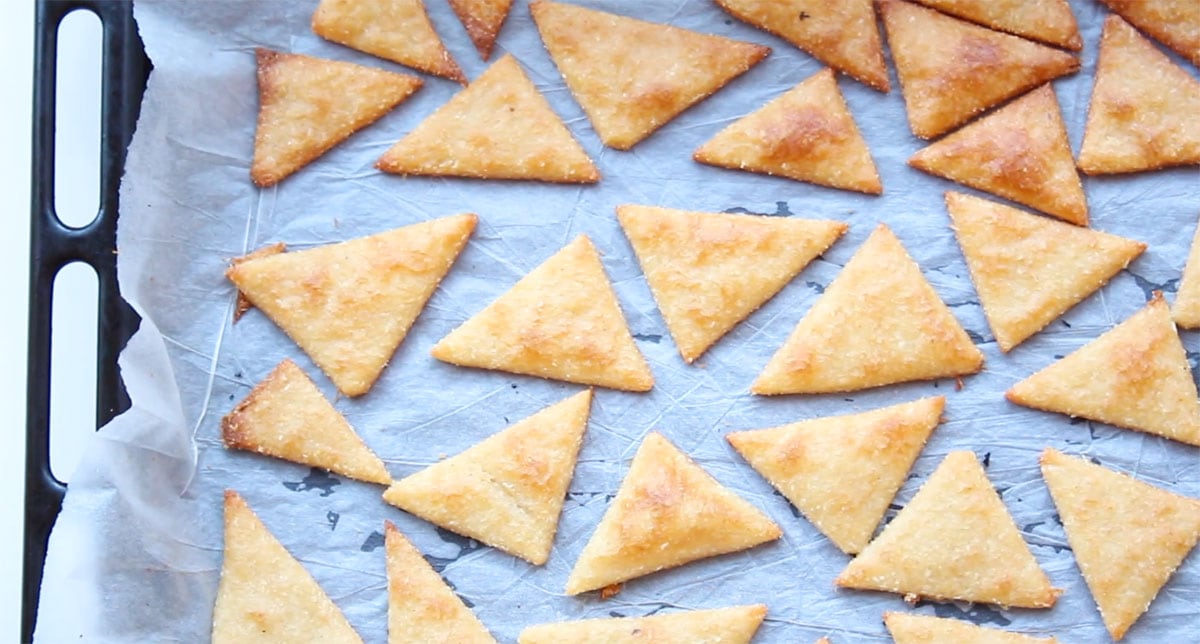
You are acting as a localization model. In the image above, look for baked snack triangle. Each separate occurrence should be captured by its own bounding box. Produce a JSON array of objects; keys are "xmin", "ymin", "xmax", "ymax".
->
[
  {"xmin": 693, "ymin": 68, "xmax": 883, "ymax": 194},
  {"xmin": 727, "ymin": 397, "xmax": 944, "ymax": 555},
  {"xmin": 836, "ymin": 451, "xmax": 1060, "ymax": 607},
  {"xmin": 212, "ymin": 491, "xmax": 363, "ymax": 643},
  {"xmin": 714, "ymin": 0, "xmax": 889, "ymax": 91},
  {"xmin": 376, "ymin": 55, "xmax": 599, "ymax": 183},
  {"xmin": 1173, "ymin": 221, "xmax": 1200, "ymax": 328},
  {"xmin": 884, "ymin": 612, "xmax": 1060, "ymax": 643},
  {"xmin": 946, "ymin": 192, "xmax": 1145, "ymax": 352},
  {"xmin": 879, "ymin": 0, "xmax": 1079, "ymax": 139},
  {"xmin": 312, "ymin": 0, "xmax": 464, "ymax": 83},
  {"xmin": 384, "ymin": 521, "xmax": 497, "ymax": 643},
  {"xmin": 1006, "ymin": 294, "xmax": 1200, "ymax": 447},
  {"xmin": 227, "ymin": 214, "xmax": 476, "ymax": 397},
  {"xmin": 752, "ymin": 224, "xmax": 983, "ymax": 395},
  {"xmin": 251, "ymin": 49, "xmax": 422, "ymax": 187},
  {"xmin": 517, "ymin": 604, "xmax": 767, "ymax": 644},
  {"xmin": 1040, "ymin": 448, "xmax": 1200, "ymax": 640},
  {"xmin": 565, "ymin": 432, "xmax": 782, "ymax": 594},
  {"xmin": 910, "ymin": 86, "xmax": 1087, "ymax": 226},
  {"xmin": 530, "ymin": 1, "xmax": 769, "ymax": 150},
  {"xmin": 222, "ymin": 360, "xmax": 391, "ymax": 485},
  {"xmin": 382, "ymin": 390, "xmax": 592, "ymax": 565},
  {"xmin": 1098, "ymin": 0, "xmax": 1200, "ymax": 68},
  {"xmin": 617, "ymin": 204, "xmax": 847, "ymax": 363},
  {"xmin": 431, "ymin": 236, "xmax": 653, "ymax": 391},
  {"xmin": 1077, "ymin": 15, "xmax": 1200, "ymax": 174},
  {"xmin": 908, "ymin": 0, "xmax": 1081, "ymax": 51},
  {"xmin": 448, "ymin": 0, "xmax": 512, "ymax": 60}
]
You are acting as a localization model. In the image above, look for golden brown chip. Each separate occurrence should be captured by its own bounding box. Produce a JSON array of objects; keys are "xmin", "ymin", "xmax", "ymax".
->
[
  {"xmin": 1173, "ymin": 218, "xmax": 1200, "ymax": 328},
  {"xmin": 908, "ymin": 0, "xmax": 1081, "ymax": 50},
  {"xmin": 231, "ymin": 243, "xmax": 285, "ymax": 322},
  {"xmin": 836, "ymin": 452, "xmax": 1060, "ymax": 608},
  {"xmin": 382, "ymin": 390, "xmax": 592, "ymax": 565},
  {"xmin": 222, "ymin": 360, "xmax": 391, "ymax": 485},
  {"xmin": 227, "ymin": 214, "xmax": 476, "ymax": 397},
  {"xmin": 884, "ymin": 612, "xmax": 1061, "ymax": 643},
  {"xmin": 530, "ymin": 1, "xmax": 769, "ymax": 150},
  {"xmin": 617, "ymin": 204, "xmax": 847, "ymax": 363},
  {"xmin": 1040, "ymin": 449, "xmax": 1200, "ymax": 640},
  {"xmin": 910, "ymin": 85, "xmax": 1087, "ymax": 225},
  {"xmin": 312, "ymin": 0, "xmax": 464, "ymax": 83},
  {"xmin": 879, "ymin": 0, "xmax": 1079, "ymax": 139},
  {"xmin": 714, "ymin": 0, "xmax": 889, "ymax": 91},
  {"xmin": 212, "ymin": 491, "xmax": 363, "ymax": 644},
  {"xmin": 376, "ymin": 55, "xmax": 600, "ymax": 183},
  {"xmin": 946, "ymin": 192, "xmax": 1145, "ymax": 352},
  {"xmin": 693, "ymin": 68, "xmax": 882, "ymax": 194},
  {"xmin": 431, "ymin": 236, "xmax": 653, "ymax": 391},
  {"xmin": 1006, "ymin": 294, "xmax": 1200, "ymax": 447},
  {"xmin": 1098, "ymin": 0, "xmax": 1200, "ymax": 68},
  {"xmin": 1077, "ymin": 15, "xmax": 1200, "ymax": 174},
  {"xmin": 448, "ymin": 0, "xmax": 512, "ymax": 60},
  {"xmin": 565, "ymin": 432, "xmax": 781, "ymax": 594},
  {"xmin": 752, "ymin": 224, "xmax": 983, "ymax": 395},
  {"xmin": 517, "ymin": 604, "xmax": 767, "ymax": 644},
  {"xmin": 728, "ymin": 397, "xmax": 944, "ymax": 555},
  {"xmin": 251, "ymin": 49, "xmax": 422, "ymax": 187}
]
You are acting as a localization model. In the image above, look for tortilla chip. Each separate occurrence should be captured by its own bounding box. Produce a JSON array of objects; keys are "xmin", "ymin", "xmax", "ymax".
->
[
  {"xmin": 836, "ymin": 451, "xmax": 1060, "ymax": 608},
  {"xmin": 231, "ymin": 243, "xmax": 285, "ymax": 322},
  {"xmin": 752, "ymin": 224, "xmax": 983, "ymax": 395},
  {"xmin": 815, "ymin": 639, "xmax": 831, "ymax": 644},
  {"xmin": 1098, "ymin": 0, "xmax": 1200, "ymax": 68},
  {"xmin": 251, "ymin": 49, "xmax": 422, "ymax": 187},
  {"xmin": 227, "ymin": 214, "xmax": 476, "ymax": 397},
  {"xmin": 617, "ymin": 204, "xmax": 847, "ymax": 363},
  {"xmin": 884, "ymin": 612, "xmax": 1060, "ymax": 643},
  {"xmin": 1006, "ymin": 294, "xmax": 1200, "ymax": 447},
  {"xmin": 1077, "ymin": 15, "xmax": 1200, "ymax": 174},
  {"xmin": 517, "ymin": 604, "xmax": 767, "ymax": 644},
  {"xmin": 565, "ymin": 432, "xmax": 781, "ymax": 594},
  {"xmin": 714, "ymin": 0, "xmax": 889, "ymax": 91},
  {"xmin": 1040, "ymin": 449, "xmax": 1200, "ymax": 640},
  {"xmin": 1173, "ymin": 220, "xmax": 1200, "ymax": 328},
  {"xmin": 212, "ymin": 491, "xmax": 363, "ymax": 643},
  {"xmin": 382, "ymin": 390, "xmax": 592, "ymax": 565},
  {"xmin": 222, "ymin": 360, "xmax": 391, "ymax": 485},
  {"xmin": 431, "ymin": 236, "xmax": 653, "ymax": 391},
  {"xmin": 908, "ymin": 0, "xmax": 1081, "ymax": 51},
  {"xmin": 728, "ymin": 397, "xmax": 944, "ymax": 555},
  {"xmin": 910, "ymin": 85, "xmax": 1087, "ymax": 225},
  {"xmin": 530, "ymin": 1, "xmax": 769, "ymax": 150},
  {"xmin": 376, "ymin": 55, "xmax": 599, "ymax": 183},
  {"xmin": 879, "ymin": 0, "xmax": 1079, "ymax": 139},
  {"xmin": 448, "ymin": 0, "xmax": 512, "ymax": 60},
  {"xmin": 384, "ymin": 522, "xmax": 497, "ymax": 643},
  {"xmin": 693, "ymin": 68, "xmax": 883, "ymax": 194},
  {"xmin": 312, "ymin": 0, "xmax": 464, "ymax": 83},
  {"xmin": 946, "ymin": 192, "xmax": 1145, "ymax": 352}
]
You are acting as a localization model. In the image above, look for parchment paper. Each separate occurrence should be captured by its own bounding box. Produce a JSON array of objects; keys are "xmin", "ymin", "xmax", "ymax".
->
[{"xmin": 36, "ymin": 1, "xmax": 1200, "ymax": 641}]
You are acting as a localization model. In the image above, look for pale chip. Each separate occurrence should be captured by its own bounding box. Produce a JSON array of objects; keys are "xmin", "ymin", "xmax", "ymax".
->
[
  {"xmin": 448, "ymin": 0, "xmax": 513, "ymax": 60},
  {"xmin": 1099, "ymin": 0, "xmax": 1200, "ymax": 68},
  {"xmin": 517, "ymin": 605, "xmax": 767, "ymax": 644},
  {"xmin": 312, "ymin": 0, "xmax": 464, "ymax": 83},
  {"xmin": 909, "ymin": 0, "xmax": 1081, "ymax": 50},
  {"xmin": 1173, "ymin": 219, "xmax": 1200, "ymax": 328},
  {"xmin": 884, "ymin": 611, "xmax": 1061, "ymax": 643}
]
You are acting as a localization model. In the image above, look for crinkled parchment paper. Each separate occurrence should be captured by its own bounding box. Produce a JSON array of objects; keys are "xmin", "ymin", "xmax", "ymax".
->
[{"xmin": 36, "ymin": 1, "xmax": 1200, "ymax": 641}]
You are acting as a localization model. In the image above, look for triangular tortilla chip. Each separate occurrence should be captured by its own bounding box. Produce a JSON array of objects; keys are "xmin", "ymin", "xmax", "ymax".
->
[
  {"xmin": 727, "ymin": 397, "xmax": 944, "ymax": 555},
  {"xmin": 617, "ymin": 205, "xmax": 847, "ymax": 363},
  {"xmin": 382, "ymin": 390, "xmax": 592, "ymax": 565},
  {"xmin": 714, "ymin": 0, "xmax": 889, "ymax": 91},
  {"xmin": 251, "ymin": 49, "xmax": 423, "ymax": 187},
  {"xmin": 1098, "ymin": 0, "xmax": 1200, "ymax": 68},
  {"xmin": 232, "ymin": 243, "xmax": 285, "ymax": 322},
  {"xmin": 1173, "ymin": 220, "xmax": 1200, "ymax": 328},
  {"xmin": 376, "ymin": 55, "xmax": 599, "ymax": 183},
  {"xmin": 222, "ymin": 360, "xmax": 391, "ymax": 485},
  {"xmin": 384, "ymin": 521, "xmax": 497, "ymax": 643},
  {"xmin": 910, "ymin": 86, "xmax": 1087, "ymax": 225},
  {"xmin": 212, "ymin": 491, "xmax": 363, "ymax": 643},
  {"xmin": 879, "ymin": 0, "xmax": 1079, "ymax": 139},
  {"xmin": 752, "ymin": 224, "xmax": 983, "ymax": 395},
  {"xmin": 517, "ymin": 605, "xmax": 767, "ymax": 644},
  {"xmin": 565, "ymin": 432, "xmax": 781, "ymax": 595},
  {"xmin": 448, "ymin": 0, "xmax": 512, "ymax": 60},
  {"xmin": 836, "ymin": 451, "xmax": 1060, "ymax": 608},
  {"xmin": 946, "ymin": 192, "xmax": 1146, "ymax": 352},
  {"xmin": 908, "ymin": 0, "xmax": 1081, "ymax": 51},
  {"xmin": 312, "ymin": 0, "xmax": 464, "ymax": 83},
  {"xmin": 431, "ymin": 236, "xmax": 653, "ymax": 391},
  {"xmin": 1040, "ymin": 449, "xmax": 1200, "ymax": 640},
  {"xmin": 693, "ymin": 68, "xmax": 883, "ymax": 194},
  {"xmin": 1077, "ymin": 15, "xmax": 1200, "ymax": 174},
  {"xmin": 227, "ymin": 214, "xmax": 476, "ymax": 397},
  {"xmin": 530, "ymin": 1, "xmax": 770, "ymax": 150},
  {"xmin": 1006, "ymin": 294, "xmax": 1200, "ymax": 446},
  {"xmin": 884, "ymin": 612, "xmax": 1060, "ymax": 643}
]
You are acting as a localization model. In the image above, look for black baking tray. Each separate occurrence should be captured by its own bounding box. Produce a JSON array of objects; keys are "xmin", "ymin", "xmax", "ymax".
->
[{"xmin": 25, "ymin": 1, "xmax": 149, "ymax": 641}]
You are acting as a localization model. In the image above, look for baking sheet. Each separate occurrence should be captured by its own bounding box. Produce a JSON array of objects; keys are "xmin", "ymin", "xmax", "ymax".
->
[{"xmin": 36, "ymin": 1, "xmax": 1200, "ymax": 641}]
